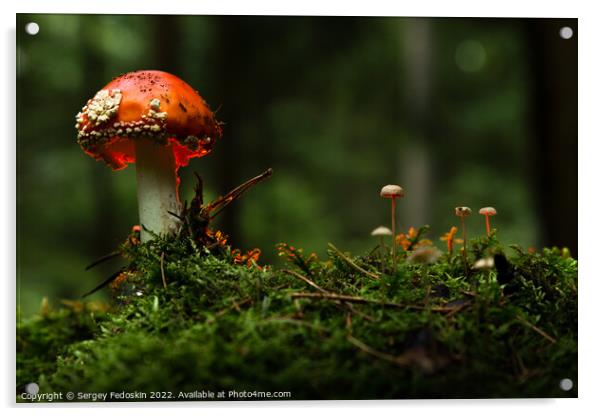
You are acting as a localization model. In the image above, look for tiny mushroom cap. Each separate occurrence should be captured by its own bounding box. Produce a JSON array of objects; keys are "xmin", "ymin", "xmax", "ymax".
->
[
  {"xmin": 479, "ymin": 207, "xmax": 498, "ymax": 216},
  {"xmin": 473, "ymin": 257, "xmax": 495, "ymax": 270},
  {"xmin": 371, "ymin": 226, "xmax": 393, "ymax": 237},
  {"xmin": 380, "ymin": 184, "xmax": 405, "ymax": 199},
  {"xmin": 408, "ymin": 247, "xmax": 442, "ymax": 265},
  {"xmin": 455, "ymin": 206, "xmax": 472, "ymax": 217},
  {"xmin": 75, "ymin": 70, "xmax": 222, "ymax": 170}
]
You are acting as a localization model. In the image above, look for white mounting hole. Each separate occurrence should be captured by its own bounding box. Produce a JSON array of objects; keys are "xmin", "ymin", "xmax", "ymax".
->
[
  {"xmin": 25, "ymin": 382, "xmax": 39, "ymax": 395},
  {"xmin": 559, "ymin": 26, "xmax": 573, "ymax": 40},
  {"xmin": 25, "ymin": 22, "xmax": 40, "ymax": 35},
  {"xmin": 559, "ymin": 378, "xmax": 574, "ymax": 391}
]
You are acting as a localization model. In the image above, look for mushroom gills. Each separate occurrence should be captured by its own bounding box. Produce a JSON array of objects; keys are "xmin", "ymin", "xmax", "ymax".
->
[{"xmin": 135, "ymin": 138, "xmax": 182, "ymax": 242}]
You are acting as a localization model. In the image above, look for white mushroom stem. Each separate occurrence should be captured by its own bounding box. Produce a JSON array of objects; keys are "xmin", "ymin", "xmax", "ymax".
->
[
  {"xmin": 135, "ymin": 139, "xmax": 182, "ymax": 242},
  {"xmin": 391, "ymin": 198, "xmax": 398, "ymax": 274}
]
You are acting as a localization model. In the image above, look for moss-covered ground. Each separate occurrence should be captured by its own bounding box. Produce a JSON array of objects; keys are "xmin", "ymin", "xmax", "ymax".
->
[{"xmin": 17, "ymin": 222, "xmax": 577, "ymax": 401}]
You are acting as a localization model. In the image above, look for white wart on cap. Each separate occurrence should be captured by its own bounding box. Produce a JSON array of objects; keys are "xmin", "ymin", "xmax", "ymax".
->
[{"xmin": 455, "ymin": 206, "xmax": 472, "ymax": 217}]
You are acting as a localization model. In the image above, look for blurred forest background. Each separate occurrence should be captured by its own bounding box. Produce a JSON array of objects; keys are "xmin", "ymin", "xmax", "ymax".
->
[{"xmin": 16, "ymin": 15, "xmax": 577, "ymax": 317}]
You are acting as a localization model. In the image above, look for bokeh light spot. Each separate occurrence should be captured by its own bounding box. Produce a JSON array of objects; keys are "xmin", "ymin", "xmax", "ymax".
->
[{"xmin": 455, "ymin": 40, "xmax": 486, "ymax": 72}]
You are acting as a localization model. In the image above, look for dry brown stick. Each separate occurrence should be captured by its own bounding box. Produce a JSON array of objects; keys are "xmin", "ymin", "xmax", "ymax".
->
[
  {"xmin": 460, "ymin": 290, "xmax": 477, "ymax": 297},
  {"xmin": 347, "ymin": 334, "xmax": 413, "ymax": 367},
  {"xmin": 258, "ymin": 317, "xmax": 327, "ymax": 332},
  {"xmin": 84, "ymin": 250, "xmax": 120, "ymax": 271},
  {"xmin": 345, "ymin": 303, "xmax": 377, "ymax": 322},
  {"xmin": 515, "ymin": 314, "xmax": 557, "ymax": 344},
  {"xmin": 445, "ymin": 302, "xmax": 469, "ymax": 318},
  {"xmin": 160, "ymin": 252, "xmax": 167, "ymax": 289},
  {"xmin": 220, "ymin": 298, "xmax": 252, "ymax": 317},
  {"xmin": 207, "ymin": 297, "xmax": 253, "ymax": 324},
  {"xmin": 283, "ymin": 269, "xmax": 328, "ymax": 293},
  {"xmin": 290, "ymin": 291, "xmax": 460, "ymax": 313},
  {"xmin": 284, "ymin": 270, "xmax": 376, "ymax": 322},
  {"xmin": 328, "ymin": 243, "xmax": 380, "ymax": 280}
]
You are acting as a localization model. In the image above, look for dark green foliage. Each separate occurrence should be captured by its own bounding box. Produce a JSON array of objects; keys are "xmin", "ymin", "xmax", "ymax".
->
[
  {"xmin": 17, "ymin": 230, "xmax": 577, "ymax": 401},
  {"xmin": 17, "ymin": 301, "xmax": 110, "ymax": 390}
]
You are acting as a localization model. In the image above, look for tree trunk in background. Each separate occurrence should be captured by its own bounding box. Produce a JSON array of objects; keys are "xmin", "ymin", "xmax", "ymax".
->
[
  {"xmin": 527, "ymin": 19, "xmax": 578, "ymax": 256},
  {"xmin": 152, "ymin": 15, "xmax": 180, "ymax": 70},
  {"xmin": 81, "ymin": 16, "xmax": 117, "ymax": 254},
  {"xmin": 212, "ymin": 16, "xmax": 265, "ymax": 247},
  {"xmin": 400, "ymin": 19, "xmax": 434, "ymax": 228}
]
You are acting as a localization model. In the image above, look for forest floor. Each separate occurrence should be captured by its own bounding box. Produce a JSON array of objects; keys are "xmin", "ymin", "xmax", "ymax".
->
[{"xmin": 17, "ymin": 223, "xmax": 577, "ymax": 401}]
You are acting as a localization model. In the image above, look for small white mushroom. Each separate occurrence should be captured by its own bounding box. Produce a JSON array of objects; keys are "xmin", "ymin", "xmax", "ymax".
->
[
  {"xmin": 478, "ymin": 207, "xmax": 497, "ymax": 236},
  {"xmin": 472, "ymin": 257, "xmax": 494, "ymax": 270},
  {"xmin": 408, "ymin": 247, "xmax": 442, "ymax": 265},
  {"xmin": 371, "ymin": 226, "xmax": 393, "ymax": 237},
  {"xmin": 455, "ymin": 206, "xmax": 472, "ymax": 217},
  {"xmin": 380, "ymin": 185, "xmax": 405, "ymax": 274},
  {"xmin": 371, "ymin": 226, "xmax": 393, "ymax": 273}
]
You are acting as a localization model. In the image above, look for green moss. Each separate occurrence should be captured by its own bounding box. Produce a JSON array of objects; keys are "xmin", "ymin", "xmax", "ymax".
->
[{"xmin": 17, "ymin": 228, "xmax": 577, "ymax": 400}]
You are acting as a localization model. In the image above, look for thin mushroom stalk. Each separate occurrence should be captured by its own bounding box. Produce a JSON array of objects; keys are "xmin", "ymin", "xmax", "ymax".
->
[
  {"xmin": 391, "ymin": 199, "xmax": 397, "ymax": 257},
  {"xmin": 460, "ymin": 217, "xmax": 468, "ymax": 277},
  {"xmin": 455, "ymin": 206, "xmax": 472, "ymax": 277},
  {"xmin": 135, "ymin": 139, "xmax": 182, "ymax": 242},
  {"xmin": 479, "ymin": 207, "xmax": 498, "ymax": 237},
  {"xmin": 380, "ymin": 236, "xmax": 385, "ymax": 272},
  {"xmin": 380, "ymin": 185, "xmax": 404, "ymax": 275},
  {"xmin": 371, "ymin": 226, "xmax": 392, "ymax": 274}
]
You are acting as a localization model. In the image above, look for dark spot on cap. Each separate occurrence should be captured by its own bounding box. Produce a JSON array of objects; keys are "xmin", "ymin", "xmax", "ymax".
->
[{"xmin": 179, "ymin": 102, "xmax": 188, "ymax": 113}]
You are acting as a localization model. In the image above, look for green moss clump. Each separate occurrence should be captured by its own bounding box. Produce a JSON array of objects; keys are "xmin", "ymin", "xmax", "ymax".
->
[{"xmin": 17, "ymin": 229, "xmax": 577, "ymax": 400}]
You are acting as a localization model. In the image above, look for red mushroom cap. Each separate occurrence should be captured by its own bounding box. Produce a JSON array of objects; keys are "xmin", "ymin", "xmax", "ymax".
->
[
  {"xmin": 478, "ymin": 207, "xmax": 497, "ymax": 216},
  {"xmin": 75, "ymin": 70, "xmax": 222, "ymax": 170}
]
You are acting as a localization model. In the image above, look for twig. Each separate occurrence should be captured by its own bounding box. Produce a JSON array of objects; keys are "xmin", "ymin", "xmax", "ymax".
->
[
  {"xmin": 258, "ymin": 317, "xmax": 327, "ymax": 332},
  {"xmin": 328, "ymin": 243, "xmax": 380, "ymax": 280},
  {"xmin": 290, "ymin": 291, "xmax": 460, "ymax": 313},
  {"xmin": 208, "ymin": 168, "xmax": 273, "ymax": 219},
  {"xmin": 345, "ymin": 303, "xmax": 377, "ymax": 322},
  {"xmin": 84, "ymin": 251, "xmax": 120, "ymax": 271},
  {"xmin": 515, "ymin": 314, "xmax": 557, "ymax": 344},
  {"xmin": 160, "ymin": 252, "xmax": 167, "ymax": 289},
  {"xmin": 284, "ymin": 270, "xmax": 375, "ymax": 322},
  {"xmin": 347, "ymin": 334, "xmax": 412, "ymax": 367},
  {"xmin": 206, "ymin": 298, "xmax": 252, "ymax": 324},
  {"xmin": 445, "ymin": 302, "xmax": 469, "ymax": 317},
  {"xmin": 283, "ymin": 269, "xmax": 328, "ymax": 293},
  {"xmin": 81, "ymin": 267, "xmax": 126, "ymax": 298},
  {"xmin": 167, "ymin": 210, "xmax": 184, "ymax": 221}
]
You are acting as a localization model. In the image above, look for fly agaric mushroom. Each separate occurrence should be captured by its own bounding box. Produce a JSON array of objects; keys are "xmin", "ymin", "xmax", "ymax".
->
[
  {"xmin": 75, "ymin": 70, "xmax": 222, "ymax": 242},
  {"xmin": 478, "ymin": 206, "xmax": 497, "ymax": 236},
  {"xmin": 380, "ymin": 184, "xmax": 404, "ymax": 274}
]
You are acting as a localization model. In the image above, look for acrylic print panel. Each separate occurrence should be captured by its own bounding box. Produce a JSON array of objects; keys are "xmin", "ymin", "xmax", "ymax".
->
[{"xmin": 16, "ymin": 14, "xmax": 577, "ymax": 402}]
